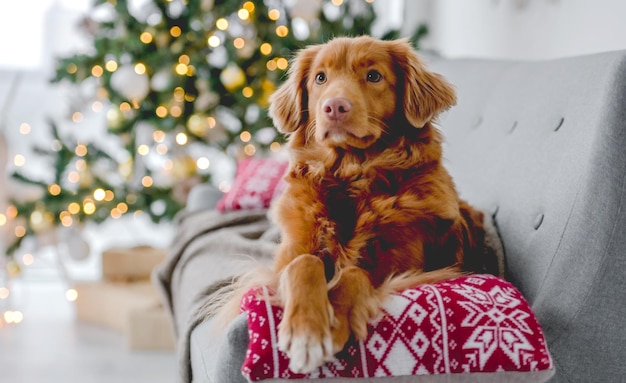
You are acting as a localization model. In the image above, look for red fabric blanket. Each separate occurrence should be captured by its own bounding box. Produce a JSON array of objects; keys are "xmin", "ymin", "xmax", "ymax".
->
[{"xmin": 240, "ymin": 274, "xmax": 554, "ymax": 381}]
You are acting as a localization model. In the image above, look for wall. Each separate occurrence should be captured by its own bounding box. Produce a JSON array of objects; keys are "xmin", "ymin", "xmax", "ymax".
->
[{"xmin": 405, "ymin": 0, "xmax": 626, "ymax": 60}]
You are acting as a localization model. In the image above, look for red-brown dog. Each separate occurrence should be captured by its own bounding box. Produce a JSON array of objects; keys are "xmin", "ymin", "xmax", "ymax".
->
[{"xmin": 268, "ymin": 36, "xmax": 494, "ymax": 373}]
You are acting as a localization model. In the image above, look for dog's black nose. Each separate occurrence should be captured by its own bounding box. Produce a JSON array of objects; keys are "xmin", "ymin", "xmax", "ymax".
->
[{"xmin": 322, "ymin": 98, "xmax": 352, "ymax": 121}]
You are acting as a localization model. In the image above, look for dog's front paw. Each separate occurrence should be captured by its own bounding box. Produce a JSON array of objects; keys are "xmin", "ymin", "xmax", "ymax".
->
[{"xmin": 278, "ymin": 302, "xmax": 335, "ymax": 374}]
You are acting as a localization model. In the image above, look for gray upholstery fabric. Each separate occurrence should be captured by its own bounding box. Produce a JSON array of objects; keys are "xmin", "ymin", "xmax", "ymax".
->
[
  {"xmin": 158, "ymin": 50, "xmax": 626, "ymax": 383},
  {"xmin": 427, "ymin": 51, "xmax": 626, "ymax": 382}
]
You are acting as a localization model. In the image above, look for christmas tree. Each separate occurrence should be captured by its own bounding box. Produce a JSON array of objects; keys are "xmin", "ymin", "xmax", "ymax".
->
[{"xmin": 7, "ymin": 0, "xmax": 426, "ymax": 256}]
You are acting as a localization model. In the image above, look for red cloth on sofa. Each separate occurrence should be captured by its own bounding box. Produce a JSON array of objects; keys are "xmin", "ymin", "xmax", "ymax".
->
[
  {"xmin": 240, "ymin": 274, "xmax": 554, "ymax": 381},
  {"xmin": 216, "ymin": 157, "xmax": 288, "ymax": 212}
]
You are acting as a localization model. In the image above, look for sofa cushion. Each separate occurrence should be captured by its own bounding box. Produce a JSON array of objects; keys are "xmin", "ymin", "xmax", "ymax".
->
[
  {"xmin": 217, "ymin": 158, "xmax": 288, "ymax": 212},
  {"xmin": 240, "ymin": 274, "xmax": 554, "ymax": 382}
]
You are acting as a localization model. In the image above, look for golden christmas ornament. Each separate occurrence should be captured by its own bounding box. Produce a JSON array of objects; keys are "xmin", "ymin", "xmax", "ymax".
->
[
  {"xmin": 118, "ymin": 157, "xmax": 134, "ymax": 180},
  {"xmin": 220, "ymin": 64, "xmax": 246, "ymax": 91},
  {"xmin": 171, "ymin": 155, "xmax": 197, "ymax": 180},
  {"xmin": 6, "ymin": 260, "xmax": 21, "ymax": 277},
  {"xmin": 187, "ymin": 114, "xmax": 211, "ymax": 136},
  {"xmin": 29, "ymin": 205, "xmax": 55, "ymax": 234}
]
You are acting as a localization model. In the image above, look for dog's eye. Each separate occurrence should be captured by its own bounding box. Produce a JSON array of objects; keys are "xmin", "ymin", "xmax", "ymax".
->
[
  {"xmin": 315, "ymin": 72, "xmax": 327, "ymax": 84},
  {"xmin": 367, "ymin": 70, "xmax": 382, "ymax": 83}
]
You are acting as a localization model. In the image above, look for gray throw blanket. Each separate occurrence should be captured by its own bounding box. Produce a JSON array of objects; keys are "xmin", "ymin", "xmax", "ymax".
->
[{"xmin": 153, "ymin": 208, "xmax": 280, "ymax": 383}]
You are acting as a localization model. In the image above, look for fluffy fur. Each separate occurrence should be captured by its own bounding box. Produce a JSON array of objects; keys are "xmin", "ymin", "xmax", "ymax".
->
[{"xmin": 264, "ymin": 36, "xmax": 497, "ymax": 373}]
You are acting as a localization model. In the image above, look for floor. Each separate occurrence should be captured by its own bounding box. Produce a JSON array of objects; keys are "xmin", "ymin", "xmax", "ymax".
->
[{"xmin": 0, "ymin": 217, "xmax": 179, "ymax": 383}]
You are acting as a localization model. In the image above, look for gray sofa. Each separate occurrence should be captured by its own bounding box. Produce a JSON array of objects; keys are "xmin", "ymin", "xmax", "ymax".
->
[{"xmin": 155, "ymin": 49, "xmax": 626, "ymax": 383}]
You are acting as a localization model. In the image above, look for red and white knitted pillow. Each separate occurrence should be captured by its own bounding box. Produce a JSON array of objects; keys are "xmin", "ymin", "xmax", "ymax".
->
[
  {"xmin": 217, "ymin": 158, "xmax": 288, "ymax": 212},
  {"xmin": 240, "ymin": 274, "xmax": 554, "ymax": 382}
]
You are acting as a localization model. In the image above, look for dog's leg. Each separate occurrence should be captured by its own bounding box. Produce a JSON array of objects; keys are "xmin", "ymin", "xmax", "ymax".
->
[
  {"xmin": 328, "ymin": 266, "xmax": 379, "ymax": 354},
  {"xmin": 277, "ymin": 254, "xmax": 335, "ymax": 374}
]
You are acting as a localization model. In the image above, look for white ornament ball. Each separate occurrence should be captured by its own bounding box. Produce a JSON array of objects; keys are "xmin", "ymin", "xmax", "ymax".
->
[
  {"xmin": 110, "ymin": 64, "xmax": 150, "ymax": 101},
  {"xmin": 287, "ymin": 0, "xmax": 323, "ymax": 22},
  {"xmin": 151, "ymin": 69, "xmax": 171, "ymax": 92}
]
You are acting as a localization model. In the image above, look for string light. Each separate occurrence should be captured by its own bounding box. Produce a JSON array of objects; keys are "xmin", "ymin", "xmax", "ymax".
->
[
  {"xmin": 66, "ymin": 289, "xmax": 78, "ymax": 302},
  {"xmin": 14, "ymin": 226, "xmax": 26, "ymax": 238},
  {"xmin": 92, "ymin": 101, "xmax": 103, "ymax": 112},
  {"xmin": 153, "ymin": 130, "xmax": 166, "ymax": 142},
  {"xmin": 134, "ymin": 63, "xmax": 147, "ymax": 75},
  {"xmin": 93, "ymin": 188, "xmax": 106, "ymax": 201},
  {"xmin": 276, "ymin": 58, "xmax": 289, "ymax": 70},
  {"xmin": 238, "ymin": 8, "xmax": 250, "ymax": 20},
  {"xmin": 170, "ymin": 105, "xmax": 183, "ymax": 117},
  {"xmin": 22, "ymin": 253, "xmax": 34, "ymax": 266},
  {"xmin": 141, "ymin": 176, "xmax": 153, "ymax": 188},
  {"xmin": 72, "ymin": 112, "xmax": 84, "ymax": 123},
  {"xmin": 196, "ymin": 157, "xmax": 210, "ymax": 170},
  {"xmin": 0, "ymin": 287, "xmax": 9, "ymax": 299},
  {"xmin": 240, "ymin": 131, "xmax": 252, "ymax": 142},
  {"xmin": 120, "ymin": 102, "xmax": 132, "ymax": 112},
  {"xmin": 105, "ymin": 190, "xmax": 115, "ymax": 201},
  {"xmin": 242, "ymin": 87, "xmax": 253, "ymax": 98},
  {"xmin": 268, "ymin": 9, "xmax": 280, "ymax": 21},
  {"xmin": 75, "ymin": 144, "xmax": 88, "ymax": 157},
  {"xmin": 137, "ymin": 144, "xmax": 150, "ymax": 156},
  {"xmin": 266, "ymin": 60, "xmax": 277, "ymax": 71},
  {"xmin": 208, "ymin": 35, "xmax": 221, "ymax": 48},
  {"xmin": 170, "ymin": 26, "xmax": 182, "ymax": 37},
  {"xmin": 156, "ymin": 106, "xmax": 168, "ymax": 118},
  {"xmin": 176, "ymin": 132, "xmax": 188, "ymax": 145},
  {"xmin": 156, "ymin": 143, "xmax": 168, "ymax": 155},
  {"xmin": 216, "ymin": 18, "xmax": 229, "ymax": 30},
  {"xmin": 243, "ymin": 1, "xmax": 255, "ymax": 12},
  {"xmin": 67, "ymin": 171, "xmax": 80, "ymax": 183},
  {"xmin": 331, "ymin": 0, "xmax": 343, "ymax": 5},
  {"xmin": 244, "ymin": 144, "xmax": 256, "ymax": 156},
  {"xmin": 13, "ymin": 154, "xmax": 25, "ymax": 167},
  {"xmin": 83, "ymin": 200, "xmax": 96, "ymax": 215},
  {"xmin": 275, "ymin": 25, "xmax": 289, "ymax": 37},
  {"xmin": 4, "ymin": 311, "xmax": 23, "ymax": 324},
  {"xmin": 105, "ymin": 60, "xmax": 118, "ymax": 72},
  {"xmin": 60, "ymin": 212, "xmax": 73, "ymax": 227},
  {"xmin": 140, "ymin": 31, "xmax": 153, "ymax": 44},
  {"xmin": 48, "ymin": 184, "xmax": 61, "ymax": 196},
  {"xmin": 19, "ymin": 123, "xmax": 31, "ymax": 134},
  {"xmin": 67, "ymin": 63, "xmax": 78, "ymax": 74},
  {"xmin": 68, "ymin": 202, "xmax": 81, "ymax": 215},
  {"xmin": 260, "ymin": 43, "xmax": 272, "ymax": 55},
  {"xmin": 175, "ymin": 63, "xmax": 188, "ymax": 75},
  {"xmin": 0, "ymin": 213, "xmax": 6, "ymax": 226},
  {"xmin": 91, "ymin": 65, "xmax": 104, "ymax": 77},
  {"xmin": 233, "ymin": 38, "xmax": 245, "ymax": 49},
  {"xmin": 270, "ymin": 142, "xmax": 282, "ymax": 152}
]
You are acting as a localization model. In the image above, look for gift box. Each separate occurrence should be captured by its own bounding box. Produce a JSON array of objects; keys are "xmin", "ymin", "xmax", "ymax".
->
[
  {"xmin": 73, "ymin": 280, "xmax": 175, "ymax": 350},
  {"xmin": 74, "ymin": 280, "xmax": 160, "ymax": 331},
  {"xmin": 101, "ymin": 245, "xmax": 167, "ymax": 282},
  {"xmin": 127, "ymin": 305, "xmax": 175, "ymax": 350}
]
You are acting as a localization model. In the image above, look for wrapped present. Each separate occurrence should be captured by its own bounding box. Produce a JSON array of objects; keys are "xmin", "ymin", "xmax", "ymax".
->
[
  {"xmin": 101, "ymin": 245, "xmax": 167, "ymax": 282},
  {"xmin": 127, "ymin": 305, "xmax": 175, "ymax": 350},
  {"xmin": 74, "ymin": 280, "xmax": 160, "ymax": 331}
]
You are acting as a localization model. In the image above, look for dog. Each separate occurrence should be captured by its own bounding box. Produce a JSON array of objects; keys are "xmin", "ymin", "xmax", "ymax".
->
[{"xmin": 266, "ymin": 36, "xmax": 501, "ymax": 374}]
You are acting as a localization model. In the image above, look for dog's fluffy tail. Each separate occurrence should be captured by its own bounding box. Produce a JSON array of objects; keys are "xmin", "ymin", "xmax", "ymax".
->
[
  {"xmin": 376, "ymin": 266, "xmax": 466, "ymax": 299},
  {"xmin": 204, "ymin": 264, "xmax": 280, "ymax": 338}
]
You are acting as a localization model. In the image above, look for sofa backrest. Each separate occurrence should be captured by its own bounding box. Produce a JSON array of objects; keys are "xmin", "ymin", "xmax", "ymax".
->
[{"xmin": 427, "ymin": 51, "xmax": 626, "ymax": 382}]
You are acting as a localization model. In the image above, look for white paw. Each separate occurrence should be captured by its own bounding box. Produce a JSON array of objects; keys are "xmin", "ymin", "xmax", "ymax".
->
[{"xmin": 278, "ymin": 322, "xmax": 334, "ymax": 374}]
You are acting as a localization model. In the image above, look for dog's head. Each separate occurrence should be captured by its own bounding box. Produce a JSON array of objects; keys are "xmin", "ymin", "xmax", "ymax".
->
[{"xmin": 269, "ymin": 36, "xmax": 456, "ymax": 150}]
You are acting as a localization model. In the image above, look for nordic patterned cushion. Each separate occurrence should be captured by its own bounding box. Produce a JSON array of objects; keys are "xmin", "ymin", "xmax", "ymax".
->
[
  {"xmin": 217, "ymin": 157, "xmax": 288, "ymax": 212},
  {"xmin": 240, "ymin": 274, "xmax": 555, "ymax": 382}
]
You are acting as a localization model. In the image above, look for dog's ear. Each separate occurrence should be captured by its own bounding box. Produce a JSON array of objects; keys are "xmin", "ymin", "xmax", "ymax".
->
[
  {"xmin": 390, "ymin": 40, "xmax": 456, "ymax": 128},
  {"xmin": 269, "ymin": 45, "xmax": 320, "ymax": 133}
]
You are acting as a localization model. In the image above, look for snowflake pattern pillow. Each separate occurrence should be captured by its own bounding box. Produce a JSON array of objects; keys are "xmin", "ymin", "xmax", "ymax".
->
[
  {"xmin": 240, "ymin": 274, "xmax": 555, "ymax": 382},
  {"xmin": 217, "ymin": 157, "xmax": 288, "ymax": 212}
]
